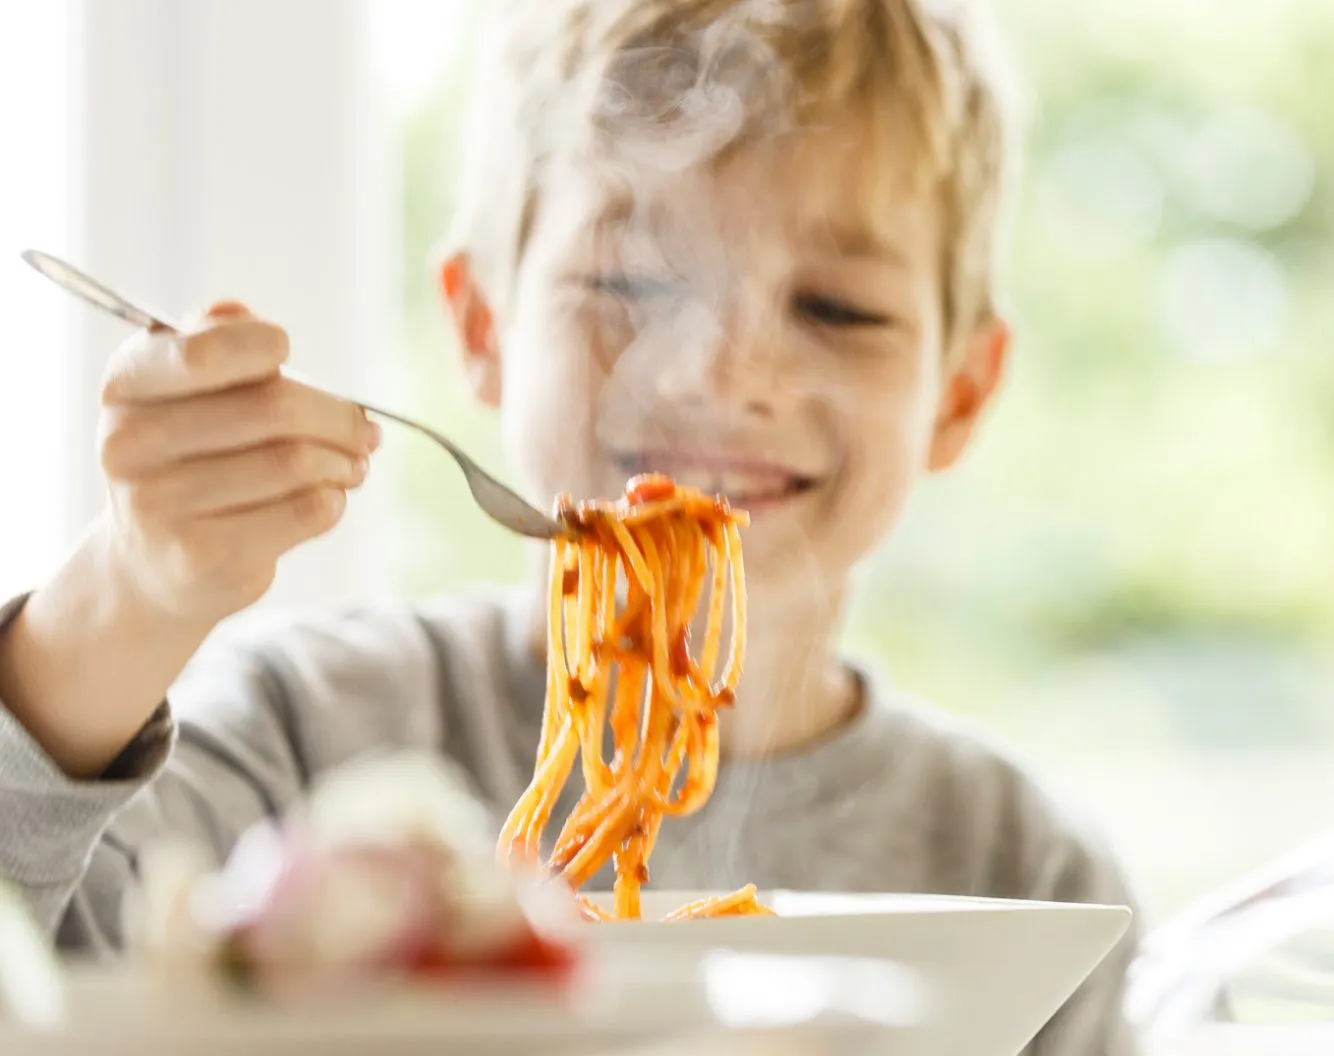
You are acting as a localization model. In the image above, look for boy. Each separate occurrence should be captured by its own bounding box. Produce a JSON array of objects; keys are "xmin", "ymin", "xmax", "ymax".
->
[{"xmin": 0, "ymin": 0, "xmax": 1140, "ymax": 1052}]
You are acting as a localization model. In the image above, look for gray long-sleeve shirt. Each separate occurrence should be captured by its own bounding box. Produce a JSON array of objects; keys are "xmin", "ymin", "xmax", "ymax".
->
[{"xmin": 0, "ymin": 589, "xmax": 1140, "ymax": 1053}]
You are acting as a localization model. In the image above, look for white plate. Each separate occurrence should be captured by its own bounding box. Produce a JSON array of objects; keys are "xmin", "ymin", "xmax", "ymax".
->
[
  {"xmin": 2, "ymin": 948, "xmax": 908, "ymax": 1056},
  {"xmin": 0, "ymin": 892, "xmax": 1130, "ymax": 1056},
  {"xmin": 585, "ymin": 891, "xmax": 1134, "ymax": 1056}
]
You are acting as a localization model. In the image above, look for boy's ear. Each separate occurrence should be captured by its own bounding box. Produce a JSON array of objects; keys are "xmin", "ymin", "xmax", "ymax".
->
[
  {"xmin": 438, "ymin": 252, "xmax": 502, "ymax": 408},
  {"xmin": 927, "ymin": 316, "xmax": 1011, "ymax": 472}
]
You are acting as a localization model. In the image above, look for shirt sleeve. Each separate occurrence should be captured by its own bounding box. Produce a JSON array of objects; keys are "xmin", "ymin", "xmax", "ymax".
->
[{"xmin": 0, "ymin": 593, "xmax": 453, "ymax": 956}]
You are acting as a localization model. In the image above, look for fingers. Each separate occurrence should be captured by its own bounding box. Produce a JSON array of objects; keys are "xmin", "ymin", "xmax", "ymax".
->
[
  {"xmin": 202, "ymin": 486, "xmax": 350, "ymax": 560},
  {"xmin": 94, "ymin": 300, "xmax": 381, "ymax": 623},
  {"xmin": 142, "ymin": 486, "xmax": 350, "ymax": 612},
  {"xmin": 128, "ymin": 442, "xmax": 370, "ymax": 518},
  {"xmin": 101, "ymin": 376, "xmax": 380, "ymax": 477},
  {"xmin": 102, "ymin": 305, "xmax": 289, "ymax": 405}
]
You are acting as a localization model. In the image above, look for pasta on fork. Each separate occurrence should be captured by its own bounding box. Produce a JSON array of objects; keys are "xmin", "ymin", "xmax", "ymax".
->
[{"xmin": 498, "ymin": 474, "xmax": 771, "ymax": 921}]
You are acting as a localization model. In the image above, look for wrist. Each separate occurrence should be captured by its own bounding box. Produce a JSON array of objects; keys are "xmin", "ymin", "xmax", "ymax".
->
[{"xmin": 0, "ymin": 518, "xmax": 211, "ymax": 778}]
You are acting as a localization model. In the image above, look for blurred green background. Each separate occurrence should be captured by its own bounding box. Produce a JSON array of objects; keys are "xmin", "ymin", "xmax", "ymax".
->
[{"xmin": 376, "ymin": 0, "xmax": 1334, "ymax": 924}]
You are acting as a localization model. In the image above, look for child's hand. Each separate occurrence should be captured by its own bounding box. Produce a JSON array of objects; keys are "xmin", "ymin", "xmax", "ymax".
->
[
  {"xmin": 97, "ymin": 302, "xmax": 380, "ymax": 625},
  {"xmin": 0, "ymin": 301, "xmax": 381, "ymax": 777}
]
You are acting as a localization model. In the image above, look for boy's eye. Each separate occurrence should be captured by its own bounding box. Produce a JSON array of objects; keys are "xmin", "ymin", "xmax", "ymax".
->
[
  {"xmin": 793, "ymin": 292, "xmax": 890, "ymax": 329},
  {"xmin": 584, "ymin": 274, "xmax": 681, "ymax": 301}
]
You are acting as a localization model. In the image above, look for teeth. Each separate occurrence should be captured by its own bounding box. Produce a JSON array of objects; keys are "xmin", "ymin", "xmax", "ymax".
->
[
  {"xmin": 667, "ymin": 469, "xmax": 719, "ymax": 493},
  {"xmin": 719, "ymin": 471, "xmax": 791, "ymax": 501}
]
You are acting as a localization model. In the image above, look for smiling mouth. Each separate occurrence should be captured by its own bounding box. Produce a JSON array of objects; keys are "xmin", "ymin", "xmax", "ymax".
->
[{"xmin": 612, "ymin": 451, "xmax": 819, "ymax": 510}]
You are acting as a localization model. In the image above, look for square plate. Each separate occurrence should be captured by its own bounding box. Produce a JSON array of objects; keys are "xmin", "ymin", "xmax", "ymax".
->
[
  {"xmin": 0, "ymin": 892, "xmax": 1130, "ymax": 1056},
  {"xmin": 585, "ymin": 891, "xmax": 1134, "ymax": 1056}
]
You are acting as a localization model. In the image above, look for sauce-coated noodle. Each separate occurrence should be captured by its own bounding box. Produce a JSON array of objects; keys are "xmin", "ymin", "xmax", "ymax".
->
[{"xmin": 497, "ymin": 475, "xmax": 771, "ymax": 921}]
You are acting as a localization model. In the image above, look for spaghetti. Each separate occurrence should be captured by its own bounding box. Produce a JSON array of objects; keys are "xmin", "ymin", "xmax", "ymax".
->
[{"xmin": 497, "ymin": 474, "xmax": 771, "ymax": 921}]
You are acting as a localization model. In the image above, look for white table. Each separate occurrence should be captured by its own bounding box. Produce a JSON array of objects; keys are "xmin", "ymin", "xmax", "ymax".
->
[{"xmin": 1147, "ymin": 1024, "xmax": 1334, "ymax": 1055}]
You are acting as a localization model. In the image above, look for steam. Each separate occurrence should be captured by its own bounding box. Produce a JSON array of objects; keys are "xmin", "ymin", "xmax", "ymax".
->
[
  {"xmin": 521, "ymin": 3, "xmax": 868, "ymax": 805},
  {"xmin": 589, "ymin": 0, "xmax": 797, "ymax": 170},
  {"xmin": 573, "ymin": 3, "xmax": 809, "ymax": 459}
]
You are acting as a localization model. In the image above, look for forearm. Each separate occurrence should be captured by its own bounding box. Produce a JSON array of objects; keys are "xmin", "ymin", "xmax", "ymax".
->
[{"xmin": 0, "ymin": 519, "xmax": 211, "ymax": 779}]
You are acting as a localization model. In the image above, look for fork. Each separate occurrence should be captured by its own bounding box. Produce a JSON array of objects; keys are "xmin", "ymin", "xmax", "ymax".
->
[{"xmin": 21, "ymin": 249, "xmax": 567, "ymax": 541}]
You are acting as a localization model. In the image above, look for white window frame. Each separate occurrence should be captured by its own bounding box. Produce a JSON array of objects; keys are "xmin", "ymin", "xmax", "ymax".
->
[
  {"xmin": 0, "ymin": 0, "xmax": 75, "ymax": 599},
  {"xmin": 68, "ymin": 0, "xmax": 397, "ymax": 618}
]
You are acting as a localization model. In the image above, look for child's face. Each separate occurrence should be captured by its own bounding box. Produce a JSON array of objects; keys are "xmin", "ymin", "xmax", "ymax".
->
[{"xmin": 443, "ymin": 121, "xmax": 1007, "ymax": 602}]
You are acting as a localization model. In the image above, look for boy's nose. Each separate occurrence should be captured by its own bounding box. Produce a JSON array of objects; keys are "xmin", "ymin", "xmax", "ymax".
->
[{"xmin": 651, "ymin": 299, "xmax": 791, "ymax": 419}]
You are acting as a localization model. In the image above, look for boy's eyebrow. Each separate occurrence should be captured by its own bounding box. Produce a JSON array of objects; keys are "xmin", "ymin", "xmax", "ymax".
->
[
  {"xmin": 806, "ymin": 221, "xmax": 911, "ymax": 268},
  {"xmin": 590, "ymin": 197, "xmax": 912, "ymax": 269}
]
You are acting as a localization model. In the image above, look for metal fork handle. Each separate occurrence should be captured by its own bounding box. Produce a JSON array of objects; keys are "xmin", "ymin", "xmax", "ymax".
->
[{"xmin": 21, "ymin": 249, "xmax": 568, "ymax": 540}]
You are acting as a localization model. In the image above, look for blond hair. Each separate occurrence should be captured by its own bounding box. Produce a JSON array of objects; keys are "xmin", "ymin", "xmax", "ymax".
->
[{"xmin": 450, "ymin": 0, "xmax": 1017, "ymax": 345}]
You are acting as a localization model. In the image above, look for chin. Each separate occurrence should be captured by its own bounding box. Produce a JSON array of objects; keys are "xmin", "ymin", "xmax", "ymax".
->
[{"xmin": 737, "ymin": 514, "xmax": 840, "ymax": 593}]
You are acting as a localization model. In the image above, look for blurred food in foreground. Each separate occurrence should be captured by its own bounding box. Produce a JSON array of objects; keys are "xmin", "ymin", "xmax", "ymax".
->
[{"xmin": 131, "ymin": 752, "xmax": 581, "ymax": 998}]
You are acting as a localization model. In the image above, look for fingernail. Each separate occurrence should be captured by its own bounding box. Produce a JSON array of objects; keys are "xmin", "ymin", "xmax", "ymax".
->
[
  {"xmin": 367, "ymin": 421, "xmax": 383, "ymax": 451},
  {"xmin": 206, "ymin": 300, "xmax": 251, "ymax": 318},
  {"xmin": 353, "ymin": 456, "xmax": 370, "ymax": 479}
]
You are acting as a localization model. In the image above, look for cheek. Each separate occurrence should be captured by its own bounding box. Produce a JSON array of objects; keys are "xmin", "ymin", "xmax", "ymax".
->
[
  {"xmin": 844, "ymin": 405, "xmax": 919, "ymax": 521},
  {"xmin": 832, "ymin": 354, "xmax": 942, "ymax": 534},
  {"xmin": 496, "ymin": 297, "xmax": 619, "ymax": 498}
]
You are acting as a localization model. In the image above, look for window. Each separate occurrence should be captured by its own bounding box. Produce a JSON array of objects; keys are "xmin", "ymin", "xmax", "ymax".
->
[
  {"xmin": 1, "ymin": 0, "xmax": 397, "ymax": 620},
  {"xmin": 0, "ymin": 0, "xmax": 73, "ymax": 600},
  {"xmin": 372, "ymin": 0, "xmax": 1334, "ymax": 925}
]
